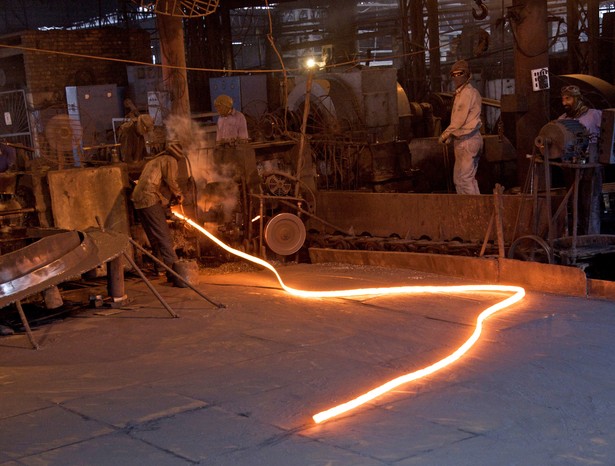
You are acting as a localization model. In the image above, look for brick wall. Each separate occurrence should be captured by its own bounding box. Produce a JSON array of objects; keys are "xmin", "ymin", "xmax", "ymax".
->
[{"xmin": 19, "ymin": 27, "xmax": 152, "ymax": 107}]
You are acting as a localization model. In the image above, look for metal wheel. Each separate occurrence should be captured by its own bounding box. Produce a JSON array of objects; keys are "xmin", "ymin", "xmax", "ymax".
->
[
  {"xmin": 265, "ymin": 173, "xmax": 293, "ymax": 196},
  {"xmin": 262, "ymin": 171, "xmax": 316, "ymax": 214},
  {"xmin": 264, "ymin": 213, "xmax": 306, "ymax": 256},
  {"xmin": 508, "ymin": 235, "xmax": 554, "ymax": 264}
]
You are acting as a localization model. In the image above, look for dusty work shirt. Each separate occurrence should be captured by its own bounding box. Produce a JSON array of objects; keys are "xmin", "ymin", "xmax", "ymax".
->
[
  {"xmin": 216, "ymin": 109, "xmax": 249, "ymax": 143},
  {"xmin": 559, "ymin": 108, "xmax": 602, "ymax": 145},
  {"xmin": 131, "ymin": 154, "xmax": 182, "ymax": 209},
  {"xmin": 440, "ymin": 82, "xmax": 482, "ymax": 141}
]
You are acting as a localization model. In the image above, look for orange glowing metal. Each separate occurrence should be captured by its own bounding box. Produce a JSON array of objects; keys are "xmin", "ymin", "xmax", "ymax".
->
[{"xmin": 172, "ymin": 210, "xmax": 526, "ymax": 424}]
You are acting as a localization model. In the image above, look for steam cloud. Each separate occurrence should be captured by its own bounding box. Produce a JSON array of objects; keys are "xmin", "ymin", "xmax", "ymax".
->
[{"xmin": 164, "ymin": 115, "xmax": 240, "ymax": 223}]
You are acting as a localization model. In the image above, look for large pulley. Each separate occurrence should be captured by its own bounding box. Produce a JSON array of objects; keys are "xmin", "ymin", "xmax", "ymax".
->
[{"xmin": 264, "ymin": 213, "xmax": 306, "ymax": 256}]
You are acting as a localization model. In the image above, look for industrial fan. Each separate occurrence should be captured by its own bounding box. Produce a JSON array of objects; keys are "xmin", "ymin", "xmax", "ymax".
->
[
  {"xmin": 133, "ymin": 0, "xmax": 220, "ymax": 17},
  {"xmin": 43, "ymin": 114, "xmax": 83, "ymax": 168}
]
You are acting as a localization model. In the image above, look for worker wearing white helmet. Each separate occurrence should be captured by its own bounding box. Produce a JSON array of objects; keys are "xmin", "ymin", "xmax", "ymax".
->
[{"xmin": 438, "ymin": 59, "xmax": 483, "ymax": 195}]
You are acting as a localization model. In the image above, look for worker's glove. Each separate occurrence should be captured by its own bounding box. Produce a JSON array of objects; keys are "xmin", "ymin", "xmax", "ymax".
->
[
  {"xmin": 438, "ymin": 135, "xmax": 451, "ymax": 145},
  {"xmin": 175, "ymin": 194, "xmax": 184, "ymax": 205}
]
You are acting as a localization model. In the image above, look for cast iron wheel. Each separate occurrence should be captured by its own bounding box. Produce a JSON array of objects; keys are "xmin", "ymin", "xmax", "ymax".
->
[{"xmin": 508, "ymin": 235, "xmax": 554, "ymax": 264}]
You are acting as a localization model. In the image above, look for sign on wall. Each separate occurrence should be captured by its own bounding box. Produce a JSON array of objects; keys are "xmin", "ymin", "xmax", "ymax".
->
[{"xmin": 531, "ymin": 68, "xmax": 550, "ymax": 91}]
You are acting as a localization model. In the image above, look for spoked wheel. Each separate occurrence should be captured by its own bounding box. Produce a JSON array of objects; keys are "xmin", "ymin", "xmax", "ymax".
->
[
  {"xmin": 508, "ymin": 235, "xmax": 554, "ymax": 264},
  {"xmin": 262, "ymin": 171, "xmax": 316, "ymax": 214},
  {"xmin": 265, "ymin": 173, "xmax": 292, "ymax": 196}
]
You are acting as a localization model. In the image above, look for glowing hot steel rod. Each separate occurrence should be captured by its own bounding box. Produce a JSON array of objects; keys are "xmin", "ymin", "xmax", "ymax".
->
[{"xmin": 172, "ymin": 210, "xmax": 526, "ymax": 424}]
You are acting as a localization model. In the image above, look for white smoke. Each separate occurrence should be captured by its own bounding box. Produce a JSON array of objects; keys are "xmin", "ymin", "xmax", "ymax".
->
[{"xmin": 164, "ymin": 115, "xmax": 239, "ymax": 223}]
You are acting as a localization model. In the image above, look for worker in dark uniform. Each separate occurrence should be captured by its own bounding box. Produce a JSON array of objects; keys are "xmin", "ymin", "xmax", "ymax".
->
[
  {"xmin": 131, "ymin": 141, "xmax": 185, "ymax": 285},
  {"xmin": 558, "ymin": 85, "xmax": 603, "ymax": 235},
  {"xmin": 118, "ymin": 99, "xmax": 154, "ymax": 163}
]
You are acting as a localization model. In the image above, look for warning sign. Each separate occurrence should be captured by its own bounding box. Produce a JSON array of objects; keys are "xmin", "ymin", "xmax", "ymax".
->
[{"xmin": 531, "ymin": 68, "xmax": 550, "ymax": 91}]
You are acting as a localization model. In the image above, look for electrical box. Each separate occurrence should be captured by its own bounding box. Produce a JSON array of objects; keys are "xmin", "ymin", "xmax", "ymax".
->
[
  {"xmin": 127, "ymin": 66, "xmax": 163, "ymax": 111},
  {"xmin": 66, "ymin": 84, "xmax": 123, "ymax": 145},
  {"xmin": 209, "ymin": 75, "xmax": 268, "ymax": 121},
  {"xmin": 599, "ymin": 109, "xmax": 615, "ymax": 164}
]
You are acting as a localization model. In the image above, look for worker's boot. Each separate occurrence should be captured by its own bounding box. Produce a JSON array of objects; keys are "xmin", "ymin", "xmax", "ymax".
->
[{"xmin": 170, "ymin": 262, "xmax": 188, "ymax": 288}]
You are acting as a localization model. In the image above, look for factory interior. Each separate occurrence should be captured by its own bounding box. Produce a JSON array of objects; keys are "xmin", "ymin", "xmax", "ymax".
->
[{"xmin": 2, "ymin": 0, "xmax": 615, "ymax": 464}]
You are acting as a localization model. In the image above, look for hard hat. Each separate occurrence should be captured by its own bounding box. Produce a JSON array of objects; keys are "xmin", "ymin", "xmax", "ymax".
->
[
  {"xmin": 214, "ymin": 94, "xmax": 233, "ymax": 109},
  {"xmin": 561, "ymin": 85, "xmax": 581, "ymax": 97},
  {"xmin": 450, "ymin": 60, "xmax": 470, "ymax": 76},
  {"xmin": 135, "ymin": 114, "xmax": 154, "ymax": 136}
]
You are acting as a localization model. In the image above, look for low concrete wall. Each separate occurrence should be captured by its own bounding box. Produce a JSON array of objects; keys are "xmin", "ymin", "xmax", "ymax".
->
[{"xmin": 309, "ymin": 248, "xmax": 615, "ymax": 301}]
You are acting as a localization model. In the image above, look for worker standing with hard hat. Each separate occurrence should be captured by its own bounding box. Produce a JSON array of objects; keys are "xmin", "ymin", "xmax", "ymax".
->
[
  {"xmin": 214, "ymin": 94, "xmax": 249, "ymax": 146},
  {"xmin": 558, "ymin": 85, "xmax": 603, "ymax": 235},
  {"xmin": 438, "ymin": 59, "xmax": 483, "ymax": 195},
  {"xmin": 212, "ymin": 94, "xmax": 259, "ymax": 190},
  {"xmin": 131, "ymin": 140, "xmax": 186, "ymax": 286}
]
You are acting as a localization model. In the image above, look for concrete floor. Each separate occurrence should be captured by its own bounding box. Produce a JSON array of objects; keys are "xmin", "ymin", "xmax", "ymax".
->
[{"xmin": 1, "ymin": 262, "xmax": 615, "ymax": 465}]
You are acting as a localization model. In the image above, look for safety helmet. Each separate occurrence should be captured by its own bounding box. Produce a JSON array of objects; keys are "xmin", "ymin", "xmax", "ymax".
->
[
  {"xmin": 214, "ymin": 94, "xmax": 233, "ymax": 109},
  {"xmin": 450, "ymin": 60, "xmax": 470, "ymax": 77},
  {"xmin": 561, "ymin": 85, "xmax": 582, "ymax": 97},
  {"xmin": 135, "ymin": 114, "xmax": 154, "ymax": 136}
]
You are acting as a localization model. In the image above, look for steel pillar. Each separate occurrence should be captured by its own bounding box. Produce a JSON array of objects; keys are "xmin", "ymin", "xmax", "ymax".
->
[
  {"xmin": 510, "ymin": 0, "xmax": 550, "ymax": 184},
  {"xmin": 567, "ymin": 0, "xmax": 601, "ymax": 76}
]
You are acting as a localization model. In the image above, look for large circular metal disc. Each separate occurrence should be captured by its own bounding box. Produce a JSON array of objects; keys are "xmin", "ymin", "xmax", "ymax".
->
[{"xmin": 264, "ymin": 213, "xmax": 306, "ymax": 256}]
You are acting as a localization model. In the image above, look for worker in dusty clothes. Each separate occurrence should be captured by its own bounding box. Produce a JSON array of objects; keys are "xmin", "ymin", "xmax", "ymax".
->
[
  {"xmin": 118, "ymin": 98, "xmax": 154, "ymax": 163},
  {"xmin": 131, "ymin": 140, "xmax": 185, "ymax": 286},
  {"xmin": 213, "ymin": 94, "xmax": 259, "ymax": 189},
  {"xmin": 438, "ymin": 59, "xmax": 483, "ymax": 195},
  {"xmin": 558, "ymin": 85, "xmax": 603, "ymax": 235}
]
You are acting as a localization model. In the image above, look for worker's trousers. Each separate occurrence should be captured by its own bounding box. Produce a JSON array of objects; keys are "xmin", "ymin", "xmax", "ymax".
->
[
  {"xmin": 453, "ymin": 132, "xmax": 482, "ymax": 195},
  {"xmin": 136, "ymin": 203, "xmax": 178, "ymax": 269}
]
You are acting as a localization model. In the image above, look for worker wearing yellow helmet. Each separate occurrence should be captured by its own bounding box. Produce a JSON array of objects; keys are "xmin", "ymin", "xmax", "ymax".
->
[{"xmin": 214, "ymin": 94, "xmax": 249, "ymax": 145}]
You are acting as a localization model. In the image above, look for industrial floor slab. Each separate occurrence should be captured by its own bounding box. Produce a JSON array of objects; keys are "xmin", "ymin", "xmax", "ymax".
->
[{"xmin": 1, "ymin": 262, "xmax": 615, "ymax": 465}]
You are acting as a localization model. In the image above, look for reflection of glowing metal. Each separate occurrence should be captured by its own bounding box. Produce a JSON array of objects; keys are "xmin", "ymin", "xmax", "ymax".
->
[
  {"xmin": 312, "ymin": 286, "xmax": 524, "ymax": 424},
  {"xmin": 172, "ymin": 210, "xmax": 526, "ymax": 424}
]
